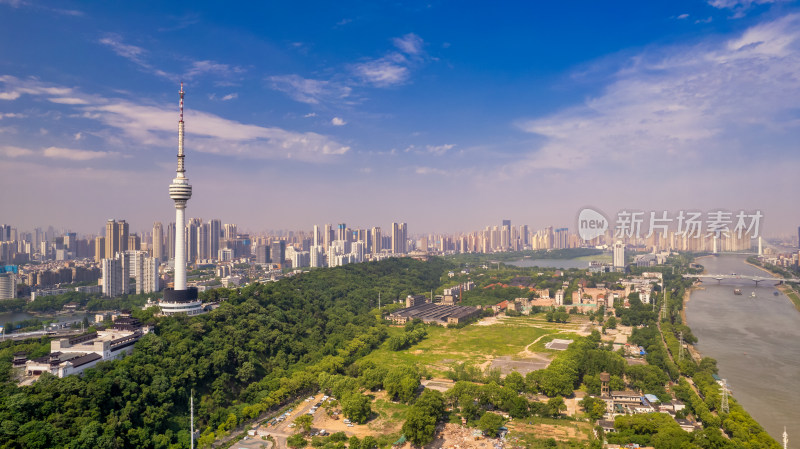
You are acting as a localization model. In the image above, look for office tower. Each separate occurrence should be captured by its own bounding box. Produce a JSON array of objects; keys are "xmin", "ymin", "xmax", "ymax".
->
[
  {"xmin": 0, "ymin": 225, "xmax": 10, "ymax": 241},
  {"xmin": 94, "ymin": 236, "xmax": 105, "ymax": 262},
  {"xmin": 105, "ymin": 219, "xmax": 119, "ymax": 258},
  {"xmin": 613, "ymin": 241, "xmax": 625, "ymax": 268},
  {"xmin": 313, "ymin": 225, "xmax": 323, "ymax": 247},
  {"xmin": 271, "ymin": 240, "xmax": 286, "ymax": 265},
  {"xmin": 371, "ymin": 227, "xmax": 382, "ymax": 254},
  {"xmin": 255, "ymin": 245, "xmax": 270, "ymax": 265},
  {"xmin": 337, "ymin": 223, "xmax": 347, "ymax": 242},
  {"xmin": 208, "ymin": 219, "xmax": 221, "ymax": 260},
  {"xmin": 153, "ymin": 222, "xmax": 164, "ymax": 262},
  {"xmin": 797, "ymin": 226, "xmax": 800, "ymax": 249},
  {"xmin": 161, "ymin": 83, "xmax": 201, "ymax": 315},
  {"xmin": 323, "ymin": 224, "xmax": 332, "ymax": 251},
  {"xmin": 391, "ymin": 222, "xmax": 407, "ymax": 254}
]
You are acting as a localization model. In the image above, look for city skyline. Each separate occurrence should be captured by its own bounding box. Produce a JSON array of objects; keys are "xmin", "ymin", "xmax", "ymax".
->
[{"xmin": 1, "ymin": 1, "xmax": 800, "ymax": 235}]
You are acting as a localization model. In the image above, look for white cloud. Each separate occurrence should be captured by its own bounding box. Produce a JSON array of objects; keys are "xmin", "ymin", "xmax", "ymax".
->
[
  {"xmin": 269, "ymin": 74, "xmax": 352, "ymax": 104},
  {"xmin": 221, "ymin": 93, "xmax": 238, "ymax": 101},
  {"xmin": 43, "ymin": 146, "xmax": 116, "ymax": 160},
  {"xmin": 353, "ymin": 34, "xmax": 427, "ymax": 87},
  {"xmin": 0, "ymin": 75, "xmax": 351, "ymax": 162},
  {"xmin": 0, "ymin": 112, "xmax": 23, "ymax": 119},
  {"xmin": 426, "ymin": 144, "xmax": 454, "ymax": 155},
  {"xmin": 514, "ymin": 14, "xmax": 800, "ymax": 173},
  {"xmin": 393, "ymin": 33, "xmax": 424, "ymax": 55},
  {"xmin": 331, "ymin": 117, "xmax": 347, "ymax": 126},
  {"xmin": 74, "ymin": 132, "xmax": 82, "ymax": 140},
  {"xmin": 353, "ymin": 54, "xmax": 410, "ymax": 87},
  {"xmin": 677, "ymin": 13, "xmax": 689, "ymax": 19},
  {"xmin": 99, "ymin": 34, "xmax": 148, "ymax": 66},
  {"xmin": 0, "ymin": 145, "xmax": 34, "ymax": 157},
  {"xmin": 184, "ymin": 60, "xmax": 245, "ymax": 80},
  {"xmin": 708, "ymin": 0, "xmax": 779, "ymax": 9},
  {"xmin": 49, "ymin": 97, "xmax": 89, "ymax": 105},
  {"xmin": 304, "ymin": 112, "xmax": 317, "ymax": 118},
  {"xmin": 0, "ymin": 75, "xmax": 74, "ymax": 101}
]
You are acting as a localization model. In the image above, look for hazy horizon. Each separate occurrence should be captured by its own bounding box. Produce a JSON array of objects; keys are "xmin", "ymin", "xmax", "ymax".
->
[{"xmin": 2, "ymin": 1, "xmax": 799, "ymax": 237}]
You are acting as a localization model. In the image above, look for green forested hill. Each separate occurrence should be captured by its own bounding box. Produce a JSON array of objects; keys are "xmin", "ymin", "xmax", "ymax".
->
[{"xmin": 0, "ymin": 257, "xmax": 450, "ymax": 449}]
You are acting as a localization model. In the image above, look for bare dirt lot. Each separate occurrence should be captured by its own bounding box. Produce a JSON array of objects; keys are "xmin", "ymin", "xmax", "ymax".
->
[
  {"xmin": 396, "ymin": 423, "xmax": 503, "ymax": 449},
  {"xmin": 488, "ymin": 355, "xmax": 551, "ymax": 376}
]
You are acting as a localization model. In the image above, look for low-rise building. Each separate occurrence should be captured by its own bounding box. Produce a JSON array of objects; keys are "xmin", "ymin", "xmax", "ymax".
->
[{"xmin": 24, "ymin": 311, "xmax": 147, "ymax": 379}]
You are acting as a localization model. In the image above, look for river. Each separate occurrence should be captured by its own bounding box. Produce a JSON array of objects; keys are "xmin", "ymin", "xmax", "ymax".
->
[
  {"xmin": 0, "ymin": 310, "xmax": 89, "ymax": 332},
  {"xmin": 685, "ymin": 254, "xmax": 799, "ymax": 441}
]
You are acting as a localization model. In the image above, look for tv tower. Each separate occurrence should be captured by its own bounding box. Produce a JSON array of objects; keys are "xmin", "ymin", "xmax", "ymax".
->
[
  {"xmin": 171, "ymin": 82, "xmax": 192, "ymax": 290},
  {"xmin": 161, "ymin": 83, "xmax": 201, "ymax": 315}
]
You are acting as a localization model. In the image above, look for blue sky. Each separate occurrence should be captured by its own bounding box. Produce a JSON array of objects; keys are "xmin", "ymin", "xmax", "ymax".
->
[{"xmin": 1, "ymin": 0, "xmax": 799, "ymax": 237}]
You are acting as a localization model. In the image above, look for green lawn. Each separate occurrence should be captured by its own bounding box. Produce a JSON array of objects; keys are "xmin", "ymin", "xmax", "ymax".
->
[{"xmin": 364, "ymin": 320, "xmax": 556, "ymax": 376}]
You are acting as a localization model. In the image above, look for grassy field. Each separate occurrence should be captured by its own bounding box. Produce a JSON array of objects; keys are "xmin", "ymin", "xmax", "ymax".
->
[{"xmin": 363, "ymin": 317, "xmax": 565, "ymax": 376}]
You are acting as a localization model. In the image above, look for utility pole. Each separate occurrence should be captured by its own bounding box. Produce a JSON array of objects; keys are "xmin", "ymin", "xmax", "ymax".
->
[{"xmin": 190, "ymin": 390, "xmax": 195, "ymax": 449}]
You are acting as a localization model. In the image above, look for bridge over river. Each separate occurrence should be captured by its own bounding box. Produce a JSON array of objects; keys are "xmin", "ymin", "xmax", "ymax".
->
[{"xmin": 683, "ymin": 274, "xmax": 800, "ymax": 285}]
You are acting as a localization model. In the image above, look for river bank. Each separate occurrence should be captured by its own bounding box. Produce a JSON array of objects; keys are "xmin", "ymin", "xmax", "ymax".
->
[{"xmin": 684, "ymin": 254, "xmax": 799, "ymax": 441}]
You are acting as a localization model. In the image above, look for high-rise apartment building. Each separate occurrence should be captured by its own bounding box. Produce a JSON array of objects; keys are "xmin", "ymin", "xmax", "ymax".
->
[
  {"xmin": 186, "ymin": 218, "xmax": 201, "ymax": 263},
  {"xmin": 323, "ymin": 224, "xmax": 332, "ymax": 251},
  {"xmin": 167, "ymin": 222, "xmax": 176, "ymax": 261},
  {"xmin": 0, "ymin": 270, "xmax": 16, "ymax": 300},
  {"xmin": 152, "ymin": 222, "xmax": 164, "ymax": 262},
  {"xmin": 208, "ymin": 219, "xmax": 221, "ymax": 260},
  {"xmin": 128, "ymin": 233, "xmax": 141, "ymax": 251},
  {"xmin": 105, "ymin": 219, "xmax": 119, "ymax": 259},
  {"xmin": 371, "ymin": 227, "xmax": 382, "ymax": 254},
  {"xmin": 613, "ymin": 241, "xmax": 626, "ymax": 268},
  {"xmin": 94, "ymin": 236, "xmax": 105, "ymax": 262},
  {"xmin": 313, "ymin": 225, "xmax": 323, "ymax": 247},
  {"xmin": 101, "ymin": 257, "xmax": 127, "ymax": 297},
  {"xmin": 391, "ymin": 222, "xmax": 408, "ymax": 254}
]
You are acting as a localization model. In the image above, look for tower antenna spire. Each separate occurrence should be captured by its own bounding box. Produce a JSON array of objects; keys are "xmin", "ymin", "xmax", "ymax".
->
[{"xmin": 177, "ymin": 82, "xmax": 186, "ymax": 176}]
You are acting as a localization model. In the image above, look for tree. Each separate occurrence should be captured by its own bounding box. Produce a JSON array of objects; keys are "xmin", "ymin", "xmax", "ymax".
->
[
  {"xmin": 402, "ymin": 407, "xmax": 438, "ymax": 446},
  {"xmin": 477, "ymin": 413, "xmax": 504, "ymax": 437},
  {"xmin": 295, "ymin": 415, "xmax": 313, "ymax": 434},
  {"xmin": 579, "ymin": 396, "xmax": 606, "ymax": 421},
  {"xmin": 547, "ymin": 396, "xmax": 566, "ymax": 418},
  {"xmin": 288, "ymin": 433, "xmax": 308, "ymax": 448},
  {"xmin": 348, "ymin": 435, "xmax": 361, "ymax": 449},
  {"xmin": 504, "ymin": 371, "xmax": 525, "ymax": 393},
  {"xmin": 341, "ymin": 393, "xmax": 372, "ymax": 424},
  {"xmin": 361, "ymin": 436, "xmax": 378, "ymax": 449}
]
